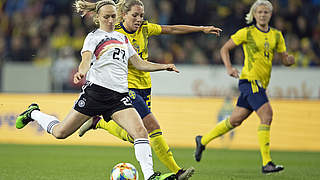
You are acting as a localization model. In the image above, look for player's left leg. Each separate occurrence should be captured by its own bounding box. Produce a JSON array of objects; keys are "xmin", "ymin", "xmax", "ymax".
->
[
  {"xmin": 143, "ymin": 113, "xmax": 194, "ymax": 180},
  {"xmin": 248, "ymin": 82, "xmax": 283, "ymax": 174},
  {"xmin": 255, "ymin": 102, "xmax": 284, "ymax": 174},
  {"xmin": 111, "ymin": 108, "xmax": 155, "ymax": 180}
]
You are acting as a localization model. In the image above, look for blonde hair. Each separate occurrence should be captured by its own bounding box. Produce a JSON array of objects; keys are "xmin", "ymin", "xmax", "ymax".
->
[
  {"xmin": 74, "ymin": 0, "xmax": 116, "ymax": 25},
  {"xmin": 115, "ymin": 0, "xmax": 144, "ymax": 23},
  {"xmin": 245, "ymin": 0, "xmax": 273, "ymax": 24}
]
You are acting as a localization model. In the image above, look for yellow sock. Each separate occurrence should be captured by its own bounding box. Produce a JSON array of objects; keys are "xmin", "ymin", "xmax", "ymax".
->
[
  {"xmin": 201, "ymin": 117, "xmax": 234, "ymax": 145},
  {"xmin": 149, "ymin": 129, "xmax": 181, "ymax": 173},
  {"xmin": 97, "ymin": 119, "xmax": 134, "ymax": 143},
  {"xmin": 258, "ymin": 124, "xmax": 272, "ymax": 166}
]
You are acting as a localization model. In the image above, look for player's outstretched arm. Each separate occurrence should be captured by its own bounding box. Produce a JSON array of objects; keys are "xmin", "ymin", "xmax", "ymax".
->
[
  {"xmin": 161, "ymin": 25, "xmax": 222, "ymax": 36},
  {"xmin": 279, "ymin": 52, "xmax": 295, "ymax": 66},
  {"xmin": 129, "ymin": 54, "xmax": 179, "ymax": 73}
]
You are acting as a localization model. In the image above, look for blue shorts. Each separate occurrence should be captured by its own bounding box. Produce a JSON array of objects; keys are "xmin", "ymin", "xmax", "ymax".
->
[
  {"xmin": 128, "ymin": 88, "xmax": 151, "ymax": 119},
  {"xmin": 236, "ymin": 80, "xmax": 269, "ymax": 111}
]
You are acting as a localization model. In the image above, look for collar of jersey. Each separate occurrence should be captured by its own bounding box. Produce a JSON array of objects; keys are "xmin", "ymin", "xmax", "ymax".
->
[
  {"xmin": 120, "ymin": 22, "xmax": 136, "ymax": 34},
  {"xmin": 254, "ymin": 24, "xmax": 270, "ymax": 33},
  {"xmin": 97, "ymin": 28, "xmax": 113, "ymax": 33}
]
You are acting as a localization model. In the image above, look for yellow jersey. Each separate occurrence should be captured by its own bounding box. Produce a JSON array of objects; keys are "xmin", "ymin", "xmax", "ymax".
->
[
  {"xmin": 115, "ymin": 21, "xmax": 162, "ymax": 89},
  {"xmin": 231, "ymin": 25, "xmax": 286, "ymax": 88}
]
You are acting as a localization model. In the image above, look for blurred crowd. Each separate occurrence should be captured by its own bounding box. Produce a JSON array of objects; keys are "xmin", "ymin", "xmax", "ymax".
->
[{"xmin": 0, "ymin": 0, "xmax": 320, "ymax": 91}]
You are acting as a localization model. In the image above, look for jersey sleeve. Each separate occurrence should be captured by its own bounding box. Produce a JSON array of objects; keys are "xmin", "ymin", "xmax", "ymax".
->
[
  {"xmin": 81, "ymin": 33, "xmax": 96, "ymax": 55},
  {"xmin": 147, "ymin": 22, "xmax": 162, "ymax": 36},
  {"xmin": 231, "ymin": 27, "xmax": 247, "ymax": 46},
  {"xmin": 276, "ymin": 31, "xmax": 286, "ymax": 53}
]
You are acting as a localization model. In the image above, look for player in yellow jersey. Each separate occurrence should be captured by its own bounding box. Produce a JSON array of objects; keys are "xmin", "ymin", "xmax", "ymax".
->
[
  {"xmin": 78, "ymin": 0, "xmax": 222, "ymax": 179},
  {"xmin": 194, "ymin": 0, "xmax": 295, "ymax": 174}
]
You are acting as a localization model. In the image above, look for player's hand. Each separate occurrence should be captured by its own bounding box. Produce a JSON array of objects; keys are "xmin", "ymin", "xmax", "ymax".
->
[
  {"xmin": 74, "ymin": 72, "xmax": 85, "ymax": 84},
  {"xmin": 202, "ymin": 26, "xmax": 222, "ymax": 36},
  {"xmin": 227, "ymin": 67, "xmax": 239, "ymax": 78},
  {"xmin": 164, "ymin": 64, "xmax": 180, "ymax": 73},
  {"xmin": 286, "ymin": 55, "xmax": 295, "ymax": 66}
]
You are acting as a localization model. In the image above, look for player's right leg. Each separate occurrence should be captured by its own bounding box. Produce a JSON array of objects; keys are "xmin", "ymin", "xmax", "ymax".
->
[
  {"xmin": 50, "ymin": 109, "xmax": 91, "ymax": 138},
  {"xmin": 16, "ymin": 103, "xmax": 90, "ymax": 139},
  {"xmin": 195, "ymin": 106, "xmax": 252, "ymax": 162}
]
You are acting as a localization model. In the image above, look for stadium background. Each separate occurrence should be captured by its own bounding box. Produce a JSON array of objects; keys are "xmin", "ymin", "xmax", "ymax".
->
[{"xmin": 1, "ymin": 0, "xmax": 320, "ymax": 151}]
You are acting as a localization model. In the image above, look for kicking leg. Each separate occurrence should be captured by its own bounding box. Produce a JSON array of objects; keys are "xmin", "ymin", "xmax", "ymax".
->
[{"xmin": 16, "ymin": 103, "xmax": 91, "ymax": 139}]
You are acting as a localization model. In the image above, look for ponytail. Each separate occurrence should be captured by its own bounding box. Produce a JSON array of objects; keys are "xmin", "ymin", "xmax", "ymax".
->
[{"xmin": 74, "ymin": 0, "xmax": 116, "ymax": 25}]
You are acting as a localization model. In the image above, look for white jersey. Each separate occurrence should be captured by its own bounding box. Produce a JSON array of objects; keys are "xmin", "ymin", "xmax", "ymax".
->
[{"xmin": 81, "ymin": 29, "xmax": 136, "ymax": 93}]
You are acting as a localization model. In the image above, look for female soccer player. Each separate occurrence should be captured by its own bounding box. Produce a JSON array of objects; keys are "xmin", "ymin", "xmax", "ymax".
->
[
  {"xmin": 194, "ymin": 0, "xmax": 295, "ymax": 174},
  {"xmin": 16, "ymin": 1, "xmax": 179, "ymax": 179},
  {"xmin": 78, "ymin": 0, "xmax": 222, "ymax": 179}
]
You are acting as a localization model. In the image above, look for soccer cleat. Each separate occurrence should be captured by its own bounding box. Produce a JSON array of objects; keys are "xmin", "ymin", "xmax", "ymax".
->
[
  {"xmin": 78, "ymin": 116, "xmax": 101, "ymax": 137},
  {"xmin": 262, "ymin": 161, "xmax": 284, "ymax": 174},
  {"xmin": 176, "ymin": 167, "xmax": 195, "ymax": 180},
  {"xmin": 194, "ymin": 135, "xmax": 205, "ymax": 162},
  {"xmin": 147, "ymin": 172, "xmax": 176, "ymax": 180},
  {"xmin": 16, "ymin": 103, "xmax": 40, "ymax": 129}
]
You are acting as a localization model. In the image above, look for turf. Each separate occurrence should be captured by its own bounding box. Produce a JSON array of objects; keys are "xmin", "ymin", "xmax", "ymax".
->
[{"xmin": 1, "ymin": 144, "xmax": 319, "ymax": 180}]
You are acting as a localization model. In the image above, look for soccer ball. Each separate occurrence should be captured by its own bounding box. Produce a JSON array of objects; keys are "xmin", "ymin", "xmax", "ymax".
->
[{"xmin": 110, "ymin": 162, "xmax": 138, "ymax": 180}]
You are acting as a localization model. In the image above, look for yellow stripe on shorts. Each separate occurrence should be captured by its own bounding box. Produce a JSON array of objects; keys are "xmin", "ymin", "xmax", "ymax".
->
[{"xmin": 250, "ymin": 80, "xmax": 259, "ymax": 93}]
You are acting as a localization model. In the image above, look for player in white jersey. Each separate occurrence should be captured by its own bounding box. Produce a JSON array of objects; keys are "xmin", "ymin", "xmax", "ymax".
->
[
  {"xmin": 15, "ymin": 1, "xmax": 179, "ymax": 180},
  {"xmin": 82, "ymin": 29, "xmax": 136, "ymax": 93}
]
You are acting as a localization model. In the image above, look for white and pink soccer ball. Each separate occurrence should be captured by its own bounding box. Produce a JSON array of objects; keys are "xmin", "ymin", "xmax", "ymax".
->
[{"xmin": 110, "ymin": 162, "xmax": 138, "ymax": 180}]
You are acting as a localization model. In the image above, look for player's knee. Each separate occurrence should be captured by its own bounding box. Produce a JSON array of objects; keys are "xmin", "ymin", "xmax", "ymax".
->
[
  {"xmin": 145, "ymin": 123, "xmax": 160, "ymax": 133},
  {"xmin": 261, "ymin": 115, "xmax": 273, "ymax": 125},
  {"xmin": 53, "ymin": 129, "xmax": 70, "ymax": 139},
  {"xmin": 132, "ymin": 126, "xmax": 148, "ymax": 139},
  {"xmin": 142, "ymin": 114, "xmax": 160, "ymax": 133},
  {"xmin": 230, "ymin": 121, "xmax": 242, "ymax": 127},
  {"xmin": 229, "ymin": 117, "xmax": 243, "ymax": 127}
]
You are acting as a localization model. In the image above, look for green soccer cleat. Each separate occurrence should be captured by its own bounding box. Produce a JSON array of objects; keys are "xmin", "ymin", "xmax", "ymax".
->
[
  {"xmin": 148, "ymin": 172, "xmax": 176, "ymax": 180},
  {"xmin": 16, "ymin": 103, "xmax": 40, "ymax": 129},
  {"xmin": 176, "ymin": 167, "xmax": 195, "ymax": 180}
]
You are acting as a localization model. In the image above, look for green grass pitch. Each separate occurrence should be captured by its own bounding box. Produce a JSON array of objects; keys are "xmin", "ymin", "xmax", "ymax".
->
[{"xmin": 1, "ymin": 144, "xmax": 320, "ymax": 180}]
